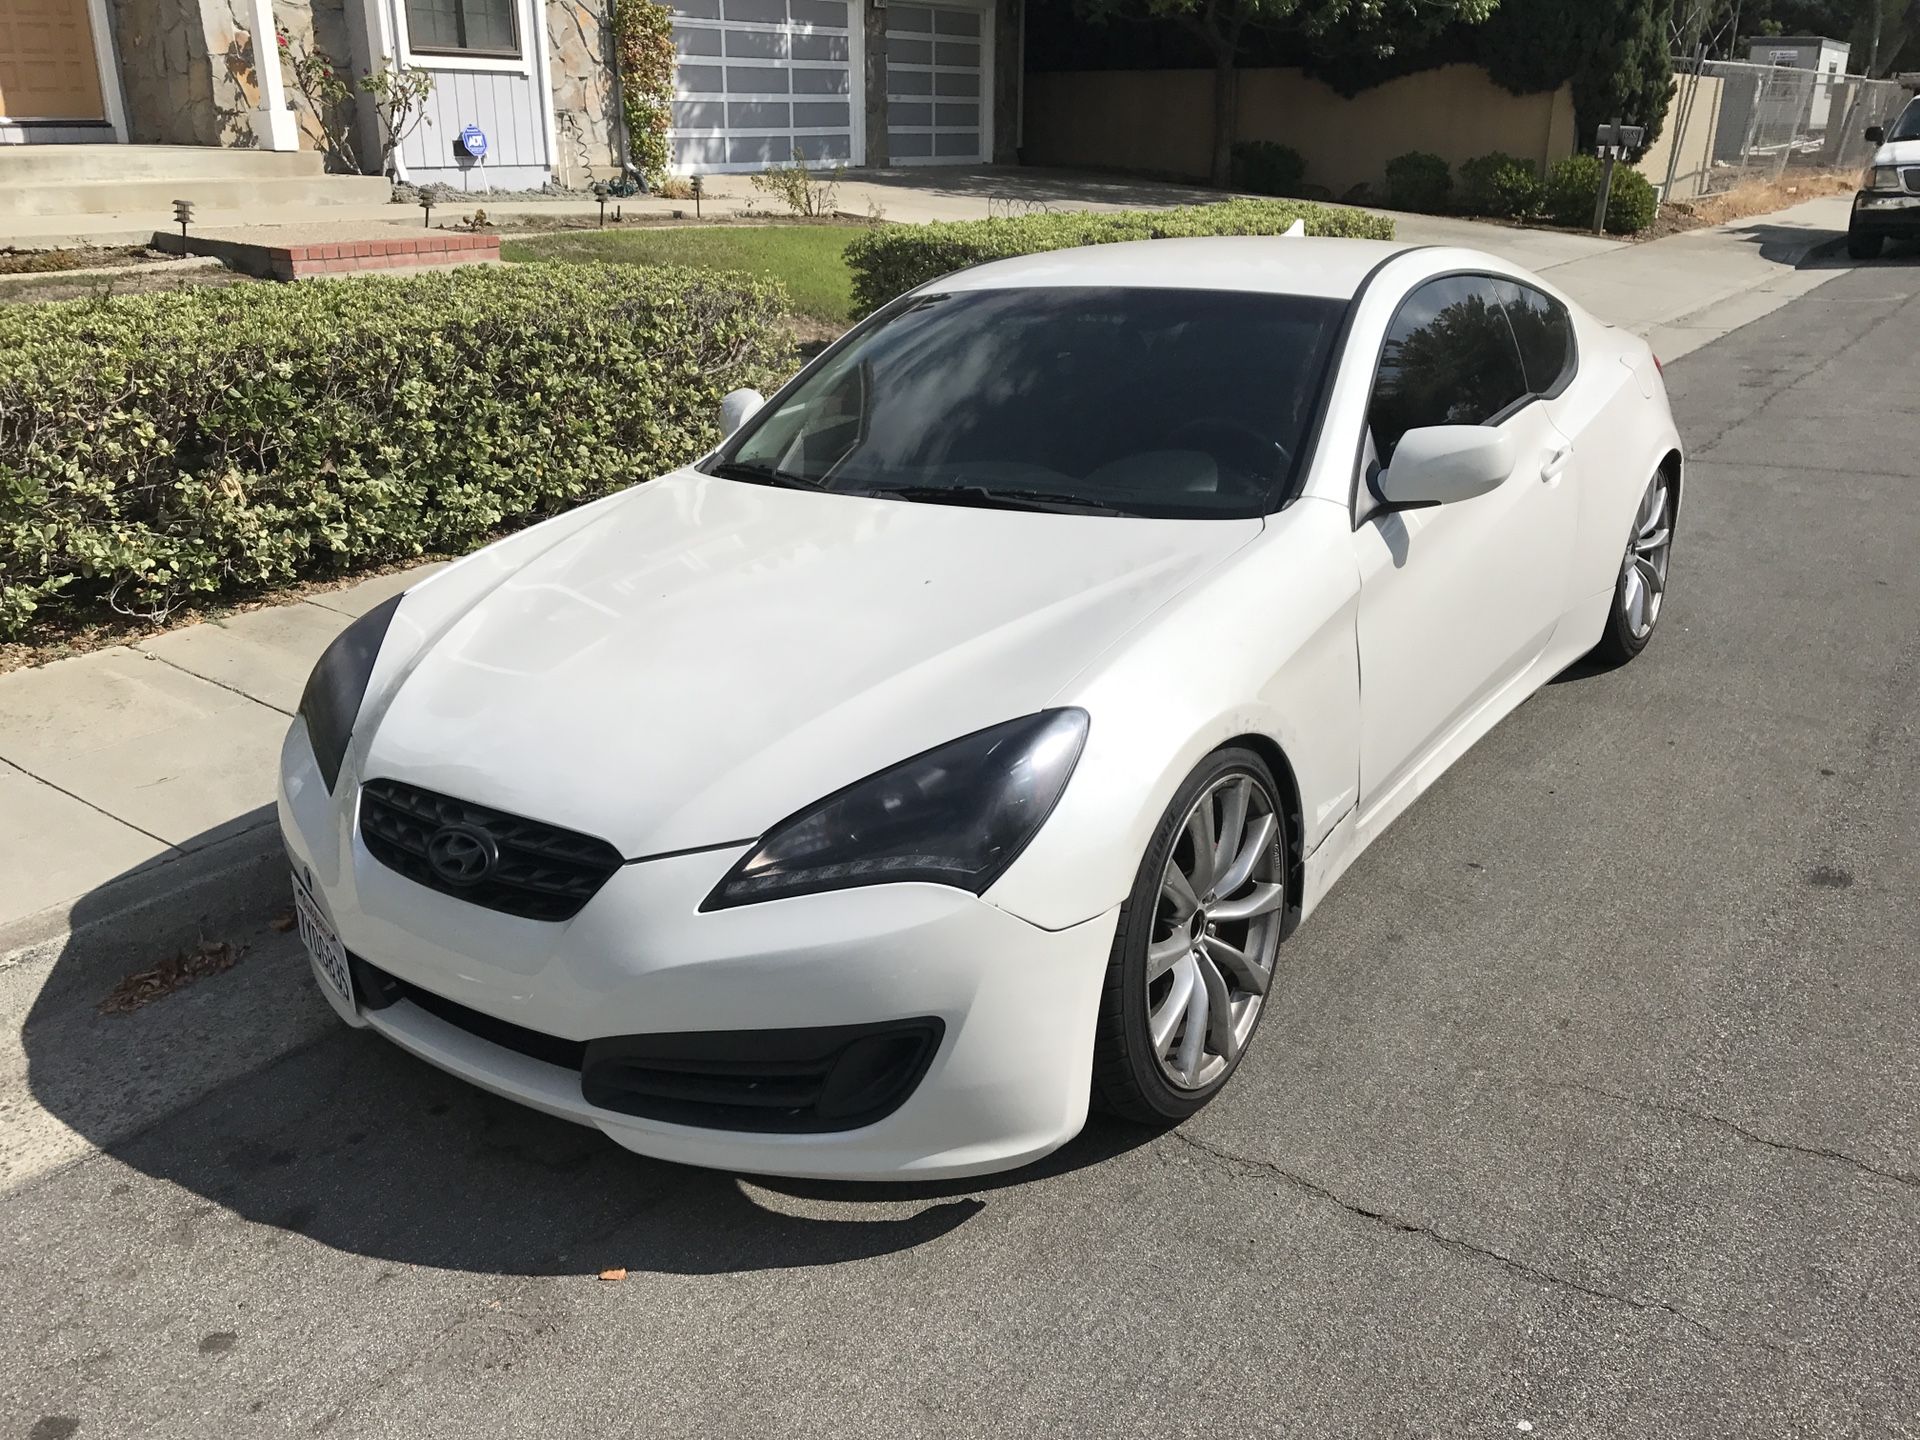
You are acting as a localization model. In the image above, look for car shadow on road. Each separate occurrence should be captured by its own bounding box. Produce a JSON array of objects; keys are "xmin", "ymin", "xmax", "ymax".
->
[
  {"xmin": 1794, "ymin": 235, "xmax": 1920, "ymax": 270},
  {"xmin": 19, "ymin": 829, "xmax": 1159, "ymax": 1279}
]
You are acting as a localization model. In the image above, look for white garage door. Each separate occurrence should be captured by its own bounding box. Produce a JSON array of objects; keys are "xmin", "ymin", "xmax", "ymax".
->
[
  {"xmin": 668, "ymin": 0, "xmax": 855, "ymax": 172},
  {"xmin": 885, "ymin": 3, "xmax": 985, "ymax": 164}
]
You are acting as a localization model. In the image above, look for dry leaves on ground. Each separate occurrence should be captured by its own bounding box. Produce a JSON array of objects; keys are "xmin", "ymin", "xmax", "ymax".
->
[
  {"xmin": 598, "ymin": 1268, "xmax": 629, "ymax": 1282},
  {"xmin": 99, "ymin": 938, "xmax": 243, "ymax": 1015}
]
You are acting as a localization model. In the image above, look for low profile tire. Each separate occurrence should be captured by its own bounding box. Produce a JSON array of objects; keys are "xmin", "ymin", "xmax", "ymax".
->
[
  {"xmin": 1847, "ymin": 228, "xmax": 1884, "ymax": 261},
  {"xmin": 1093, "ymin": 747, "xmax": 1289, "ymax": 1125},
  {"xmin": 1591, "ymin": 466, "xmax": 1677, "ymax": 666}
]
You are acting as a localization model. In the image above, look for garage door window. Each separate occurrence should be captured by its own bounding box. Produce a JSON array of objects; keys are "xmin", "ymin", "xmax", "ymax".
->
[
  {"xmin": 1368, "ymin": 277, "xmax": 1531, "ymax": 464},
  {"xmin": 669, "ymin": 0, "xmax": 855, "ymax": 171},
  {"xmin": 886, "ymin": 4, "xmax": 985, "ymax": 163}
]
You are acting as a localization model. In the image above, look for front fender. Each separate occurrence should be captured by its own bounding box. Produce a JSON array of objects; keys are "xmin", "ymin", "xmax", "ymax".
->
[{"xmin": 986, "ymin": 499, "xmax": 1362, "ymax": 933}]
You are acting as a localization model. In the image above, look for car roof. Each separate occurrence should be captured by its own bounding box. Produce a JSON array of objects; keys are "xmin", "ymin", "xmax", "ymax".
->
[{"xmin": 929, "ymin": 236, "xmax": 1418, "ymax": 302}]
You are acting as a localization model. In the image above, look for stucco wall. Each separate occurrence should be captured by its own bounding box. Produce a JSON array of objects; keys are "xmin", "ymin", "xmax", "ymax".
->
[
  {"xmin": 1025, "ymin": 64, "xmax": 1577, "ymax": 195},
  {"xmin": 1635, "ymin": 73, "xmax": 1723, "ymax": 202},
  {"xmin": 548, "ymin": 0, "xmax": 622, "ymax": 185}
]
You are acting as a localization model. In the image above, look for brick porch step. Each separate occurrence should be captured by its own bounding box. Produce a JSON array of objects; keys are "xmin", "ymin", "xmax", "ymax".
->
[{"xmin": 157, "ymin": 230, "xmax": 501, "ymax": 279}]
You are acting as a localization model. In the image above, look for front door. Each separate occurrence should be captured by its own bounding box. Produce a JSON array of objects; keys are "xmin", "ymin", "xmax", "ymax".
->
[
  {"xmin": 1352, "ymin": 274, "xmax": 1579, "ymax": 815},
  {"xmin": 0, "ymin": 0, "xmax": 104, "ymax": 122}
]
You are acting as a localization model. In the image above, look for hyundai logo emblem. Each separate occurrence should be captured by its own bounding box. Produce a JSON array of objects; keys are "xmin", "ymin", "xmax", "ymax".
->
[{"xmin": 426, "ymin": 823, "xmax": 498, "ymax": 887}]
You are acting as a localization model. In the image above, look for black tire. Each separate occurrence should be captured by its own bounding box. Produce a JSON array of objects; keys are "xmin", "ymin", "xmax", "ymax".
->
[
  {"xmin": 1092, "ymin": 746, "xmax": 1285, "ymax": 1125},
  {"xmin": 1847, "ymin": 228, "xmax": 1884, "ymax": 261},
  {"xmin": 1591, "ymin": 466, "xmax": 1677, "ymax": 667}
]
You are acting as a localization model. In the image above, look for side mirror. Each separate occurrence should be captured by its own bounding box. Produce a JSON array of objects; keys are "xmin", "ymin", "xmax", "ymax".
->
[
  {"xmin": 1865, "ymin": 125, "xmax": 1886, "ymax": 145},
  {"xmin": 718, "ymin": 388, "xmax": 765, "ymax": 438},
  {"xmin": 1376, "ymin": 426, "xmax": 1515, "ymax": 507}
]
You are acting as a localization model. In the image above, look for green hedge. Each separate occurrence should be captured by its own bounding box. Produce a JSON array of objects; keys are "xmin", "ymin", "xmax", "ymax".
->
[
  {"xmin": 1458, "ymin": 152, "xmax": 1545, "ymax": 220},
  {"xmin": 843, "ymin": 199, "xmax": 1396, "ymax": 318},
  {"xmin": 0, "ymin": 263, "xmax": 793, "ymax": 639},
  {"xmin": 1230, "ymin": 141, "xmax": 1309, "ymax": 198},
  {"xmin": 1544, "ymin": 154, "xmax": 1659, "ymax": 234},
  {"xmin": 1384, "ymin": 152, "xmax": 1453, "ymax": 214}
]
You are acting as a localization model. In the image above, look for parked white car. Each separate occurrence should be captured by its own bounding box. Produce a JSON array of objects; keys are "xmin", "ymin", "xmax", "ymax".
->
[
  {"xmin": 282, "ymin": 236, "xmax": 1683, "ymax": 1180},
  {"xmin": 1850, "ymin": 95, "xmax": 1920, "ymax": 258}
]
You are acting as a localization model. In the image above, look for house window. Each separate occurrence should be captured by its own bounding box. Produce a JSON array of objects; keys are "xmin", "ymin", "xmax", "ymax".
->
[{"xmin": 406, "ymin": 0, "xmax": 520, "ymax": 56}]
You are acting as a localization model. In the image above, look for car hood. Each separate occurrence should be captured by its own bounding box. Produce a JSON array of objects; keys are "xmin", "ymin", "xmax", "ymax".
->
[
  {"xmin": 362, "ymin": 470, "xmax": 1260, "ymax": 857},
  {"xmin": 1872, "ymin": 138, "xmax": 1920, "ymax": 167}
]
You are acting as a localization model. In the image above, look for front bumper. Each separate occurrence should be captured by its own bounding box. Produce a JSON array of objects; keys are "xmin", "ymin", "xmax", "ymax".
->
[
  {"xmin": 279, "ymin": 723, "xmax": 1118, "ymax": 1180},
  {"xmin": 1852, "ymin": 191, "xmax": 1920, "ymax": 236}
]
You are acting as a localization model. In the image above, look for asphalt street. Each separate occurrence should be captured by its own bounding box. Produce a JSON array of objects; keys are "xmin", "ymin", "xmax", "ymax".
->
[{"xmin": 4, "ymin": 258, "xmax": 1918, "ymax": 1439}]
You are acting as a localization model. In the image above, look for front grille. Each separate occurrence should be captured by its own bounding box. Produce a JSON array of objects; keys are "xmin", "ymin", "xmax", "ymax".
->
[
  {"xmin": 581, "ymin": 1020, "xmax": 945, "ymax": 1133},
  {"xmin": 359, "ymin": 778, "xmax": 624, "ymax": 922},
  {"xmin": 1903, "ymin": 166, "xmax": 1920, "ymax": 194}
]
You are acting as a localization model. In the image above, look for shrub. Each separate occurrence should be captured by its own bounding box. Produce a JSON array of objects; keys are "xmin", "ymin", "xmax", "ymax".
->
[
  {"xmin": 0, "ymin": 264, "xmax": 793, "ymax": 639},
  {"xmin": 843, "ymin": 198, "xmax": 1395, "ymax": 318},
  {"xmin": 750, "ymin": 149, "xmax": 843, "ymax": 217},
  {"xmin": 1384, "ymin": 152, "xmax": 1453, "ymax": 213},
  {"xmin": 1457, "ymin": 152, "xmax": 1544, "ymax": 220},
  {"xmin": 1230, "ymin": 141, "xmax": 1308, "ymax": 198},
  {"xmin": 1543, "ymin": 153, "xmax": 1658, "ymax": 234}
]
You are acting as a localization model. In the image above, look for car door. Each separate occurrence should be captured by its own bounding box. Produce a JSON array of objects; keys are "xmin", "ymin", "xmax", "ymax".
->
[{"xmin": 1352, "ymin": 274, "xmax": 1579, "ymax": 816}]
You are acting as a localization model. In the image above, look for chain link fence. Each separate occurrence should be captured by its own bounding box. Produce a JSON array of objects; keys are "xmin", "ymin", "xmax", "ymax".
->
[{"xmin": 1646, "ymin": 58, "xmax": 1913, "ymax": 202}]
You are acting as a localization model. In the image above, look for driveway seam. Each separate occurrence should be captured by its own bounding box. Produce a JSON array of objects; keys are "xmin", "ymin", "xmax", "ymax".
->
[
  {"xmin": 0, "ymin": 754, "xmax": 179, "ymax": 854},
  {"xmin": 128, "ymin": 645, "xmax": 298, "ymax": 718}
]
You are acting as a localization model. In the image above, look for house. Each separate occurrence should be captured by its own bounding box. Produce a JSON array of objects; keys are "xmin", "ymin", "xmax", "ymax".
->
[{"xmin": 0, "ymin": 0, "xmax": 1020, "ymax": 186}]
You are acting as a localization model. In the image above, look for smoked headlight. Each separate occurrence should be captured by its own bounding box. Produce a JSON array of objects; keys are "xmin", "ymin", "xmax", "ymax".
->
[
  {"xmin": 705, "ymin": 709, "xmax": 1089, "ymax": 908},
  {"xmin": 296, "ymin": 593, "xmax": 404, "ymax": 793}
]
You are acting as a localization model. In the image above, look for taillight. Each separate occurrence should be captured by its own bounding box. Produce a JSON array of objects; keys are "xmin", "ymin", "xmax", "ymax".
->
[{"xmin": 1652, "ymin": 353, "xmax": 1664, "ymax": 375}]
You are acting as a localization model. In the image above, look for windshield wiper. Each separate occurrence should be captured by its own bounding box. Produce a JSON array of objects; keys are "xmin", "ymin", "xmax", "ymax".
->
[
  {"xmin": 707, "ymin": 459, "xmax": 823, "ymax": 491},
  {"xmin": 857, "ymin": 483, "xmax": 1128, "ymax": 516}
]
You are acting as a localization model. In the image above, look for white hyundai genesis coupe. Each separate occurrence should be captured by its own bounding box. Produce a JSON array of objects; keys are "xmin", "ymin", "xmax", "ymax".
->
[{"xmin": 281, "ymin": 236, "xmax": 1682, "ymax": 1180}]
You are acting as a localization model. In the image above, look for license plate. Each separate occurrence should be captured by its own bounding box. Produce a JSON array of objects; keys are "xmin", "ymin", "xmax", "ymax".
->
[{"xmin": 293, "ymin": 871, "xmax": 353, "ymax": 1009}]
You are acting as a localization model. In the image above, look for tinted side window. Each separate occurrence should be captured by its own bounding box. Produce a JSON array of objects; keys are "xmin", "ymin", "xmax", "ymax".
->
[
  {"xmin": 1368, "ymin": 277, "xmax": 1530, "ymax": 464},
  {"xmin": 1495, "ymin": 281, "xmax": 1577, "ymax": 398}
]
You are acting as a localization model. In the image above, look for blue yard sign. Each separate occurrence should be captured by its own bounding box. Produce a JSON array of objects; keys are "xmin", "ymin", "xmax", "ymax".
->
[{"xmin": 458, "ymin": 124, "xmax": 489, "ymax": 160}]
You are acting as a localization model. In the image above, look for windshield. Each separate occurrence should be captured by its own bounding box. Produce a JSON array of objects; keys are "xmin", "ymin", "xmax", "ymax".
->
[
  {"xmin": 1891, "ymin": 100, "xmax": 1920, "ymax": 143},
  {"xmin": 715, "ymin": 286, "xmax": 1348, "ymax": 519}
]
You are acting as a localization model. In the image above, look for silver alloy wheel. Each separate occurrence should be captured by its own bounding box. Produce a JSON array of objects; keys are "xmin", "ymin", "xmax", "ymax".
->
[
  {"xmin": 1620, "ymin": 473, "xmax": 1674, "ymax": 642},
  {"xmin": 1146, "ymin": 772, "xmax": 1286, "ymax": 1091}
]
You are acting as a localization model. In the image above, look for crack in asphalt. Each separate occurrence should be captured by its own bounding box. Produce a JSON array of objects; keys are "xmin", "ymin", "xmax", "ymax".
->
[
  {"xmin": 1529, "ymin": 1078, "xmax": 1920, "ymax": 1193},
  {"xmin": 1163, "ymin": 1129, "xmax": 1774, "ymax": 1352},
  {"xmin": 1683, "ymin": 287, "xmax": 1917, "ymax": 458}
]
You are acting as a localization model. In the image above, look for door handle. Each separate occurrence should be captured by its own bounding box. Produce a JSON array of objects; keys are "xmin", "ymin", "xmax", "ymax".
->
[{"xmin": 1541, "ymin": 446, "xmax": 1572, "ymax": 482}]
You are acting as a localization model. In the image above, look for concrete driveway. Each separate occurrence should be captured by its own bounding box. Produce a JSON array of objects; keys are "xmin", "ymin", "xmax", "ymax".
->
[{"xmin": 3, "ymin": 255, "xmax": 1917, "ymax": 1435}]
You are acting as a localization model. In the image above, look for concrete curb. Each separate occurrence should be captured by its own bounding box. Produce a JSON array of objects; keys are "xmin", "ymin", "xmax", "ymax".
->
[{"xmin": 0, "ymin": 820, "xmax": 288, "ymax": 1012}]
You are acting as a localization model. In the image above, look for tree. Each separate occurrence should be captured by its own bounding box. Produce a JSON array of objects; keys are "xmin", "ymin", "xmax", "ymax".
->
[
  {"xmin": 1478, "ymin": 0, "xmax": 1674, "ymax": 153},
  {"xmin": 1072, "ymin": 0, "xmax": 1497, "ymax": 187}
]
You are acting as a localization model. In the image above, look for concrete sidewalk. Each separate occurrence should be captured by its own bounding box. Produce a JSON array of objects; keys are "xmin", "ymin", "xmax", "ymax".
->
[{"xmin": 0, "ymin": 191, "xmax": 1857, "ymax": 961}]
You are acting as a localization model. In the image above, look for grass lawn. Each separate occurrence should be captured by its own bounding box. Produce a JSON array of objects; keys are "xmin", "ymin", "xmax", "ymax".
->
[{"xmin": 502, "ymin": 224, "xmax": 856, "ymax": 323}]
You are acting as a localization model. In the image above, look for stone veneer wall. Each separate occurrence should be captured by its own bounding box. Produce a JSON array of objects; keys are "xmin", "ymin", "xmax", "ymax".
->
[
  {"xmin": 109, "ymin": 0, "xmax": 232, "ymax": 145},
  {"xmin": 546, "ymin": 0, "xmax": 622, "ymax": 185},
  {"xmin": 109, "ymin": 0, "xmax": 341, "ymax": 151},
  {"xmin": 274, "ymin": 0, "xmax": 359, "ymax": 169}
]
